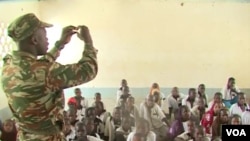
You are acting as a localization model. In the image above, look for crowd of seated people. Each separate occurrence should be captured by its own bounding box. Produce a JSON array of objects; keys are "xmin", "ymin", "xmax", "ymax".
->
[{"xmin": 0, "ymin": 77, "xmax": 249, "ymax": 141}]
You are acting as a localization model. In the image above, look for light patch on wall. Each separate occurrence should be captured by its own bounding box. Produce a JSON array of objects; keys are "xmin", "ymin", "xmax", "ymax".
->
[
  {"xmin": 0, "ymin": 22, "xmax": 15, "ymax": 67},
  {"xmin": 46, "ymin": 24, "xmax": 62, "ymax": 50}
]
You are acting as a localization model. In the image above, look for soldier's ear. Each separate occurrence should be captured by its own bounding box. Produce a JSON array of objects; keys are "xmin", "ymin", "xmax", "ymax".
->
[{"xmin": 30, "ymin": 35, "xmax": 38, "ymax": 45}]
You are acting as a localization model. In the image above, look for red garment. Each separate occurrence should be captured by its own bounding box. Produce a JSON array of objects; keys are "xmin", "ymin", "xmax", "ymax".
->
[
  {"xmin": 200, "ymin": 103, "xmax": 216, "ymax": 134},
  {"xmin": 68, "ymin": 97, "xmax": 77, "ymax": 105}
]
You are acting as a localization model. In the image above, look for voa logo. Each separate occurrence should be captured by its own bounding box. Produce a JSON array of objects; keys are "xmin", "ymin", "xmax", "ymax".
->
[{"xmin": 226, "ymin": 129, "xmax": 246, "ymax": 136}]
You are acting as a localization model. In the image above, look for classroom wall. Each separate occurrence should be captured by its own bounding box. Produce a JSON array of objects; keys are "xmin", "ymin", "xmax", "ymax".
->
[
  {"xmin": 39, "ymin": 0, "xmax": 250, "ymax": 88},
  {"xmin": 0, "ymin": 0, "xmax": 250, "ymax": 120}
]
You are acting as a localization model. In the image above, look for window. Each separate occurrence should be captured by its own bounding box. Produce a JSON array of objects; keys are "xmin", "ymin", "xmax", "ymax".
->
[{"xmin": 0, "ymin": 22, "xmax": 15, "ymax": 67}]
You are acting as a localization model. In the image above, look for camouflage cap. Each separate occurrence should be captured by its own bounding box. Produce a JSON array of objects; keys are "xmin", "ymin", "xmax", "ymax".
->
[{"xmin": 7, "ymin": 13, "xmax": 53, "ymax": 41}]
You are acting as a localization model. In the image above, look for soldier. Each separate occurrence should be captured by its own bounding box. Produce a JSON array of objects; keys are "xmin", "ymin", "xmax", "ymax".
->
[{"xmin": 1, "ymin": 13, "xmax": 98, "ymax": 141}]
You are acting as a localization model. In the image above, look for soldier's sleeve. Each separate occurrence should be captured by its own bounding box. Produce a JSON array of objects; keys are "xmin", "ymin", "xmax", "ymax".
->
[
  {"xmin": 39, "ymin": 41, "xmax": 64, "ymax": 62},
  {"xmin": 47, "ymin": 44, "xmax": 98, "ymax": 89}
]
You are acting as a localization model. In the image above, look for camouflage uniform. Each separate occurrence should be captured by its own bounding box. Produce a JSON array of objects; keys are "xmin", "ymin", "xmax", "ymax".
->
[{"xmin": 1, "ymin": 13, "xmax": 98, "ymax": 141}]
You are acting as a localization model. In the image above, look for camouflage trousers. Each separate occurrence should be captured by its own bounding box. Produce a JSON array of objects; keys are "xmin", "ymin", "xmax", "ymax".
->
[{"xmin": 18, "ymin": 130, "xmax": 66, "ymax": 141}]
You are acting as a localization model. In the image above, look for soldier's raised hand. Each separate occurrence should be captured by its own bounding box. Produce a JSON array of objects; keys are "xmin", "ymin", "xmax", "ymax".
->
[
  {"xmin": 77, "ymin": 25, "xmax": 93, "ymax": 46},
  {"xmin": 59, "ymin": 25, "xmax": 78, "ymax": 45}
]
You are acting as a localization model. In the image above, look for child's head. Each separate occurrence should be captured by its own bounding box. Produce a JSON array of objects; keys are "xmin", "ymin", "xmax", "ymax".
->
[
  {"xmin": 229, "ymin": 114, "xmax": 242, "ymax": 125},
  {"xmin": 219, "ymin": 108, "xmax": 229, "ymax": 124},
  {"xmin": 152, "ymin": 91, "xmax": 160, "ymax": 103},
  {"xmin": 187, "ymin": 120, "xmax": 195, "ymax": 134},
  {"xmin": 94, "ymin": 92, "xmax": 101, "ymax": 102},
  {"xmin": 3, "ymin": 119, "xmax": 14, "ymax": 133},
  {"xmin": 121, "ymin": 116, "xmax": 131, "ymax": 131},
  {"xmin": 67, "ymin": 108, "xmax": 77, "ymax": 125},
  {"xmin": 194, "ymin": 125, "xmax": 206, "ymax": 141},
  {"xmin": 179, "ymin": 105, "xmax": 191, "ymax": 122},
  {"xmin": 213, "ymin": 92, "xmax": 222, "ymax": 104},
  {"xmin": 146, "ymin": 95, "xmax": 155, "ymax": 108},
  {"xmin": 121, "ymin": 85, "xmax": 130, "ymax": 95},
  {"xmin": 75, "ymin": 121, "xmax": 87, "ymax": 141},
  {"xmin": 126, "ymin": 96, "xmax": 135, "ymax": 107},
  {"xmin": 121, "ymin": 79, "xmax": 128, "ymax": 87},
  {"xmin": 132, "ymin": 132, "xmax": 146, "ymax": 141},
  {"xmin": 213, "ymin": 102, "xmax": 224, "ymax": 116},
  {"xmin": 82, "ymin": 117, "xmax": 95, "ymax": 135},
  {"xmin": 85, "ymin": 107, "xmax": 96, "ymax": 119},
  {"xmin": 112, "ymin": 107, "xmax": 122, "ymax": 120},
  {"xmin": 237, "ymin": 92, "xmax": 245, "ymax": 106},
  {"xmin": 135, "ymin": 118, "xmax": 150, "ymax": 136}
]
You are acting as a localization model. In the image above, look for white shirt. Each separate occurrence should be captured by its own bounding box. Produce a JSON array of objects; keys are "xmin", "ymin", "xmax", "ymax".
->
[
  {"xmin": 229, "ymin": 103, "xmax": 246, "ymax": 117},
  {"xmin": 65, "ymin": 128, "xmax": 75, "ymax": 141},
  {"xmin": 182, "ymin": 96, "xmax": 198, "ymax": 109},
  {"xmin": 242, "ymin": 109, "xmax": 250, "ymax": 125},
  {"xmin": 182, "ymin": 121, "xmax": 188, "ymax": 132},
  {"xmin": 167, "ymin": 93, "xmax": 185, "ymax": 110},
  {"xmin": 116, "ymin": 89, "xmax": 123, "ymax": 102},
  {"xmin": 87, "ymin": 135, "xmax": 104, "ymax": 141},
  {"xmin": 116, "ymin": 127, "xmax": 135, "ymax": 139},
  {"xmin": 139, "ymin": 102, "xmax": 166, "ymax": 129},
  {"xmin": 221, "ymin": 85, "xmax": 240, "ymax": 100},
  {"xmin": 126, "ymin": 131, "xmax": 156, "ymax": 141},
  {"xmin": 176, "ymin": 131, "xmax": 192, "ymax": 140}
]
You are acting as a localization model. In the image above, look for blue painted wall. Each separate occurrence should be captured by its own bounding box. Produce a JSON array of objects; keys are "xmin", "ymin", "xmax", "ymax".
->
[{"xmin": 1, "ymin": 87, "xmax": 250, "ymax": 121}]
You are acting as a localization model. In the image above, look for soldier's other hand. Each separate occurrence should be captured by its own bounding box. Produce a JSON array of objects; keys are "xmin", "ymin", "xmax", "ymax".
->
[
  {"xmin": 59, "ymin": 25, "xmax": 77, "ymax": 45},
  {"xmin": 77, "ymin": 25, "xmax": 93, "ymax": 46}
]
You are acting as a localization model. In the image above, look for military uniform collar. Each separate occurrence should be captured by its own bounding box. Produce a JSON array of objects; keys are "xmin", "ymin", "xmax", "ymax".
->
[{"xmin": 12, "ymin": 51, "xmax": 37, "ymax": 60}]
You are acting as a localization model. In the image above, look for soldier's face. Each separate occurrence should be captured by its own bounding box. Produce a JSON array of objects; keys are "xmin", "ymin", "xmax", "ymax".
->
[{"xmin": 33, "ymin": 27, "xmax": 48, "ymax": 55}]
